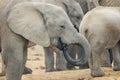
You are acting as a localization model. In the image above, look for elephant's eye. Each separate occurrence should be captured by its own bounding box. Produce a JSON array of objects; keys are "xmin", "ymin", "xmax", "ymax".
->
[
  {"xmin": 60, "ymin": 25, "xmax": 65, "ymax": 29},
  {"xmin": 76, "ymin": 16, "xmax": 81, "ymax": 20}
]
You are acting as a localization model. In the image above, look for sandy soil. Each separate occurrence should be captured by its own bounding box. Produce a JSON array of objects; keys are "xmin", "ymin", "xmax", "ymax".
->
[{"xmin": 0, "ymin": 45, "xmax": 120, "ymax": 80}]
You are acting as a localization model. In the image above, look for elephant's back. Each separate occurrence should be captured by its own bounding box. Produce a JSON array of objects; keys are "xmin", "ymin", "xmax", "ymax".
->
[
  {"xmin": 81, "ymin": 7, "xmax": 120, "ymax": 28},
  {"xmin": 80, "ymin": 6, "xmax": 120, "ymax": 48}
]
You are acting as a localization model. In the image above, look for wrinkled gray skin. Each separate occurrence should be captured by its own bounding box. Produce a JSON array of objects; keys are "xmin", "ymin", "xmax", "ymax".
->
[
  {"xmin": 0, "ymin": 2, "xmax": 91, "ymax": 80},
  {"xmin": 73, "ymin": 0, "xmax": 120, "ymax": 68},
  {"xmin": 0, "ymin": 0, "xmax": 85, "ymax": 73},
  {"xmin": 68, "ymin": 0, "xmax": 109, "ymax": 69},
  {"xmin": 0, "ymin": 0, "xmax": 33, "ymax": 76},
  {"xmin": 0, "ymin": 56, "xmax": 32, "ymax": 76},
  {"xmin": 86, "ymin": 0, "xmax": 120, "ymax": 67},
  {"xmin": 75, "ymin": 0, "xmax": 88, "ymax": 14},
  {"xmin": 36, "ymin": 0, "xmax": 84, "ymax": 72},
  {"xmin": 87, "ymin": 0, "xmax": 120, "ymax": 10},
  {"xmin": 76, "ymin": 0, "xmax": 120, "ymax": 13},
  {"xmin": 80, "ymin": 6, "xmax": 120, "ymax": 77},
  {"xmin": 65, "ymin": 0, "xmax": 89, "ymax": 70}
]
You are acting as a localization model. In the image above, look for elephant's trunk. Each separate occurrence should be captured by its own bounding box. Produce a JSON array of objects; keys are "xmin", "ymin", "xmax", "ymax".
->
[{"xmin": 58, "ymin": 34, "xmax": 91, "ymax": 66}]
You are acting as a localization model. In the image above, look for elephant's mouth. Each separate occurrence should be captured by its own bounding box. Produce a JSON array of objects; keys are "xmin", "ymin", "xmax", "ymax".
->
[
  {"xmin": 74, "ymin": 25, "xmax": 79, "ymax": 32},
  {"xmin": 57, "ymin": 38, "xmax": 87, "ymax": 66}
]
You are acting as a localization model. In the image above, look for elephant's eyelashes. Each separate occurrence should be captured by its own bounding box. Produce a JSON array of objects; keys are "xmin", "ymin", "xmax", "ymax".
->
[{"xmin": 60, "ymin": 25, "xmax": 65, "ymax": 29}]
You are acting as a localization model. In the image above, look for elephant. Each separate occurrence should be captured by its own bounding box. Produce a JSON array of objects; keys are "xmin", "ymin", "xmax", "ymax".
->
[
  {"xmin": 76, "ymin": 0, "xmax": 120, "ymax": 13},
  {"xmin": 67, "ymin": 0, "xmax": 109, "ymax": 69},
  {"xmin": 0, "ymin": 2, "xmax": 91, "ymax": 80},
  {"xmin": 87, "ymin": 0, "xmax": 120, "ymax": 10},
  {"xmin": 0, "ymin": 0, "xmax": 85, "ymax": 73},
  {"xmin": 86, "ymin": 0, "xmax": 120, "ymax": 68},
  {"xmin": 75, "ymin": 0, "xmax": 88, "ymax": 14},
  {"xmin": 68, "ymin": 0, "xmax": 120, "ymax": 70},
  {"xmin": 75, "ymin": 0, "xmax": 96, "ymax": 14},
  {"xmin": 73, "ymin": 0, "xmax": 120, "ymax": 68},
  {"xmin": 34, "ymin": 0, "xmax": 84, "ymax": 72},
  {"xmin": 79, "ymin": 6, "xmax": 120, "ymax": 77}
]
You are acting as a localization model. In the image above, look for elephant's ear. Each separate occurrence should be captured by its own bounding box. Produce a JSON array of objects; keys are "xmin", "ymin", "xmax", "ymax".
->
[
  {"xmin": 7, "ymin": 6, "xmax": 50, "ymax": 47},
  {"xmin": 62, "ymin": 1, "xmax": 70, "ymax": 14}
]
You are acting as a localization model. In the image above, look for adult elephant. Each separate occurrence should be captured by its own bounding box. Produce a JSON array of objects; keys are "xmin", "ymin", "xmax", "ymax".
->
[
  {"xmin": 75, "ymin": 0, "xmax": 96, "ymax": 14},
  {"xmin": 0, "ymin": 0, "xmax": 85, "ymax": 73},
  {"xmin": 76, "ymin": 0, "xmax": 120, "ymax": 13},
  {"xmin": 75, "ymin": 0, "xmax": 88, "ymax": 14},
  {"xmin": 0, "ymin": 2, "xmax": 91, "ymax": 80},
  {"xmin": 80, "ymin": 6, "xmax": 120, "ymax": 77},
  {"xmin": 87, "ymin": 0, "xmax": 120, "ymax": 10}
]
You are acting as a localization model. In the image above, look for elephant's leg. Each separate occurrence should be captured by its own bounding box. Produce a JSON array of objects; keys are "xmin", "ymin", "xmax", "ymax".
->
[
  {"xmin": 100, "ymin": 50, "xmax": 111, "ymax": 67},
  {"xmin": 44, "ymin": 47, "xmax": 55, "ymax": 72},
  {"xmin": 89, "ymin": 38, "xmax": 105, "ymax": 77},
  {"xmin": 0, "ymin": 45, "xmax": 32, "ymax": 76},
  {"xmin": 112, "ymin": 43, "xmax": 120, "ymax": 71},
  {"xmin": 23, "ymin": 43, "xmax": 32, "ymax": 74},
  {"xmin": 0, "ymin": 56, "xmax": 6, "ymax": 76},
  {"xmin": 90, "ymin": 47, "xmax": 105, "ymax": 77},
  {"xmin": 23, "ymin": 66, "xmax": 32, "ymax": 74},
  {"xmin": 109, "ymin": 49, "xmax": 113, "ymax": 64},
  {"xmin": 66, "ymin": 45, "xmax": 76, "ymax": 70},
  {"xmin": 0, "ymin": 39, "xmax": 5, "ymax": 76},
  {"xmin": 55, "ymin": 49, "xmax": 67, "ymax": 71},
  {"xmin": 78, "ymin": 47, "xmax": 89, "ymax": 69},
  {"xmin": 1, "ymin": 32, "xmax": 27, "ymax": 80}
]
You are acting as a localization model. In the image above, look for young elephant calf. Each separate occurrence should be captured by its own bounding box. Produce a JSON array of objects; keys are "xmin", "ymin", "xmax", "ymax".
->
[
  {"xmin": 0, "ymin": 2, "xmax": 90, "ymax": 80},
  {"xmin": 80, "ymin": 6, "xmax": 120, "ymax": 77}
]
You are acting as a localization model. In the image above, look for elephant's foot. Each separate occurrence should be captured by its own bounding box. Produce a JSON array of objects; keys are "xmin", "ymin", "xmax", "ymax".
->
[
  {"xmin": 46, "ymin": 68, "xmax": 56, "ymax": 72},
  {"xmin": 91, "ymin": 68, "xmax": 105, "ymax": 77},
  {"xmin": 23, "ymin": 66, "xmax": 32, "ymax": 74},
  {"xmin": 56, "ymin": 68, "xmax": 66, "ymax": 71},
  {"xmin": 67, "ymin": 66, "xmax": 76, "ymax": 70},
  {"xmin": 100, "ymin": 59, "xmax": 111, "ymax": 67},
  {"xmin": 79, "ymin": 63, "xmax": 89, "ymax": 69},
  {"xmin": 56, "ymin": 65, "xmax": 67, "ymax": 71},
  {"xmin": 100, "ymin": 63, "xmax": 111, "ymax": 67},
  {"xmin": 56, "ymin": 67, "xmax": 67, "ymax": 71},
  {"xmin": 66, "ymin": 63, "xmax": 76, "ymax": 70},
  {"xmin": 113, "ymin": 64, "xmax": 120, "ymax": 71}
]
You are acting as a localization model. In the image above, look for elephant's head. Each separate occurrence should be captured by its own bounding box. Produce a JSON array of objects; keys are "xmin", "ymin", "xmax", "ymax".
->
[
  {"xmin": 7, "ymin": 2, "xmax": 91, "ymax": 66},
  {"xmin": 56, "ymin": 0, "xmax": 84, "ymax": 32},
  {"xmin": 87, "ymin": 0, "xmax": 100, "ymax": 10}
]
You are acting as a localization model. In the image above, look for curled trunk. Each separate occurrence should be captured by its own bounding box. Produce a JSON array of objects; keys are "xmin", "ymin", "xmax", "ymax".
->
[{"xmin": 58, "ymin": 35, "xmax": 91, "ymax": 66}]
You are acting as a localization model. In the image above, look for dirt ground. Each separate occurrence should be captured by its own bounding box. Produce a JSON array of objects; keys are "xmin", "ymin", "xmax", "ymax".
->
[{"xmin": 0, "ymin": 45, "xmax": 120, "ymax": 80}]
